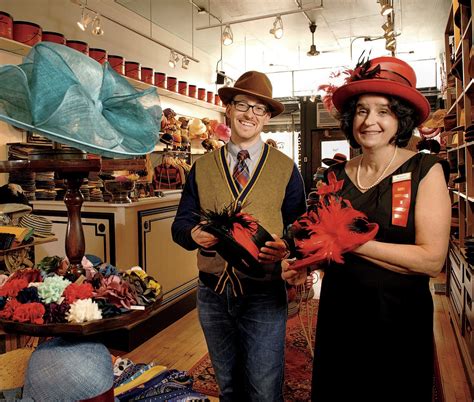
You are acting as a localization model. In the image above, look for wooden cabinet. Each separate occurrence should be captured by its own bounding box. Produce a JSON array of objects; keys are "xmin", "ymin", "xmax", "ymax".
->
[{"xmin": 444, "ymin": 0, "xmax": 474, "ymax": 392}]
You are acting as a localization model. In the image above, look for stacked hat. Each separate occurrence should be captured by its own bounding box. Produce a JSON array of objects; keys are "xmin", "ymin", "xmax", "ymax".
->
[
  {"xmin": 19, "ymin": 214, "xmax": 55, "ymax": 238},
  {"xmin": 465, "ymin": 237, "xmax": 474, "ymax": 266},
  {"xmin": 465, "ymin": 124, "xmax": 474, "ymax": 142}
]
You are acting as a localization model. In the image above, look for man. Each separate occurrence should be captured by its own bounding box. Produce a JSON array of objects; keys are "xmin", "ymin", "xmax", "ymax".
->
[{"xmin": 172, "ymin": 71, "xmax": 306, "ymax": 401}]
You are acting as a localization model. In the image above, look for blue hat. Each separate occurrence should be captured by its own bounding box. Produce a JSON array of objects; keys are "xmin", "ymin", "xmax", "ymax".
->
[
  {"xmin": 0, "ymin": 42, "xmax": 162, "ymax": 158},
  {"xmin": 22, "ymin": 338, "xmax": 114, "ymax": 401}
]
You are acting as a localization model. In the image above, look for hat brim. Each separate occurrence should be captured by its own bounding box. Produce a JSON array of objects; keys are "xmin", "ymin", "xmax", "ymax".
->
[
  {"xmin": 321, "ymin": 158, "xmax": 344, "ymax": 166},
  {"xmin": 332, "ymin": 79, "xmax": 430, "ymax": 125},
  {"xmin": 0, "ymin": 115, "xmax": 155, "ymax": 159},
  {"xmin": 218, "ymin": 87, "xmax": 284, "ymax": 117}
]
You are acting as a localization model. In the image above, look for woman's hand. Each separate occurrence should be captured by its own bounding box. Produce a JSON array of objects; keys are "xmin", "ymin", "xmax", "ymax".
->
[
  {"xmin": 281, "ymin": 258, "xmax": 307, "ymax": 286},
  {"xmin": 191, "ymin": 224, "xmax": 218, "ymax": 249}
]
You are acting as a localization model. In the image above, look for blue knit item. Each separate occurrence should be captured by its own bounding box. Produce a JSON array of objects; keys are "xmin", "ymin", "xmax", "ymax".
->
[{"xmin": 0, "ymin": 42, "xmax": 161, "ymax": 158}]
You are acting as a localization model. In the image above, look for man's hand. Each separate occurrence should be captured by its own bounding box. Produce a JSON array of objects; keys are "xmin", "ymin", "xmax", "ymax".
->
[
  {"xmin": 191, "ymin": 224, "xmax": 218, "ymax": 249},
  {"xmin": 258, "ymin": 234, "xmax": 290, "ymax": 263},
  {"xmin": 281, "ymin": 258, "xmax": 307, "ymax": 286}
]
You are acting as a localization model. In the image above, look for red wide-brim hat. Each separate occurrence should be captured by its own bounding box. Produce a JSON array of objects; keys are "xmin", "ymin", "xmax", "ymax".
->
[{"xmin": 332, "ymin": 57, "xmax": 430, "ymax": 125}]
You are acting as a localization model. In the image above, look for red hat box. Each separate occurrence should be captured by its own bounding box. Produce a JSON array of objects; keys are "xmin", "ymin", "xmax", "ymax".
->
[
  {"xmin": 141, "ymin": 67, "xmax": 154, "ymax": 84},
  {"xmin": 89, "ymin": 48, "xmax": 107, "ymax": 64},
  {"xmin": 0, "ymin": 12, "xmax": 13, "ymax": 39},
  {"xmin": 188, "ymin": 85, "xmax": 197, "ymax": 98},
  {"xmin": 167, "ymin": 76, "xmax": 177, "ymax": 92},
  {"xmin": 66, "ymin": 39, "xmax": 89, "ymax": 55},
  {"xmin": 207, "ymin": 91, "xmax": 214, "ymax": 103},
  {"xmin": 198, "ymin": 88, "xmax": 206, "ymax": 101},
  {"xmin": 178, "ymin": 81, "xmax": 188, "ymax": 96},
  {"xmin": 42, "ymin": 31, "xmax": 66, "ymax": 45},
  {"xmin": 125, "ymin": 61, "xmax": 140, "ymax": 80},
  {"xmin": 155, "ymin": 72, "xmax": 166, "ymax": 88},
  {"xmin": 214, "ymin": 94, "xmax": 221, "ymax": 106},
  {"xmin": 108, "ymin": 55, "xmax": 124, "ymax": 75},
  {"xmin": 13, "ymin": 21, "xmax": 42, "ymax": 46}
]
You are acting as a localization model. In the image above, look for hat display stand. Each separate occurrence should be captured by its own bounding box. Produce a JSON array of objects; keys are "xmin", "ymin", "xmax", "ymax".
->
[{"xmin": 0, "ymin": 152, "xmax": 164, "ymax": 336}]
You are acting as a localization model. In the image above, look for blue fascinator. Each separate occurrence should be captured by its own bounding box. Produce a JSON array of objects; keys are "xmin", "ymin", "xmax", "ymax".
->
[{"xmin": 0, "ymin": 42, "xmax": 161, "ymax": 158}]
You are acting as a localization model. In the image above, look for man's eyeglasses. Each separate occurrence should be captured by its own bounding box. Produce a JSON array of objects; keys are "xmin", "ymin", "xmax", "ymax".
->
[{"xmin": 232, "ymin": 101, "xmax": 269, "ymax": 116}]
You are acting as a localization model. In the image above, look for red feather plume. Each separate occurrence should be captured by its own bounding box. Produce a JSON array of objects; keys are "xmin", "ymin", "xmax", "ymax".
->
[{"xmin": 289, "ymin": 172, "xmax": 378, "ymax": 270}]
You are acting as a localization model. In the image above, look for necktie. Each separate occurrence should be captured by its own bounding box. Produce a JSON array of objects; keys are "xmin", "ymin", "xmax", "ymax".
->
[{"xmin": 233, "ymin": 150, "xmax": 250, "ymax": 192}]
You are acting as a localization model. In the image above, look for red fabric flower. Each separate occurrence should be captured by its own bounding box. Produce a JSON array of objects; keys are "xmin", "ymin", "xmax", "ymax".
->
[
  {"xmin": 63, "ymin": 282, "xmax": 93, "ymax": 304},
  {"xmin": 8, "ymin": 268, "xmax": 42, "ymax": 284},
  {"xmin": 231, "ymin": 213, "xmax": 259, "ymax": 260},
  {"xmin": 0, "ymin": 278, "xmax": 29, "ymax": 298},
  {"xmin": 0, "ymin": 299, "xmax": 21, "ymax": 320},
  {"xmin": 12, "ymin": 302, "xmax": 45, "ymax": 324}
]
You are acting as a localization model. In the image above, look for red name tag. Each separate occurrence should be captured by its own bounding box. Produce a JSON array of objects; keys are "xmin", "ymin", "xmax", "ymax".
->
[{"xmin": 392, "ymin": 173, "xmax": 411, "ymax": 227}]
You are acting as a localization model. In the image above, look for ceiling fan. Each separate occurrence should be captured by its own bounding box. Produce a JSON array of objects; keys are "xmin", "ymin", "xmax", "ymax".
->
[{"xmin": 307, "ymin": 23, "xmax": 320, "ymax": 56}]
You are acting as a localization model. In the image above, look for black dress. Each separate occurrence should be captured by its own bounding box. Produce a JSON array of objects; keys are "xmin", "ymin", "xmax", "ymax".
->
[{"xmin": 311, "ymin": 153, "xmax": 448, "ymax": 402}]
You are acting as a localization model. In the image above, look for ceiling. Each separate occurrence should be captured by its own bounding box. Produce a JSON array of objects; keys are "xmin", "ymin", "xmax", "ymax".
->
[{"xmin": 115, "ymin": 0, "xmax": 450, "ymax": 80}]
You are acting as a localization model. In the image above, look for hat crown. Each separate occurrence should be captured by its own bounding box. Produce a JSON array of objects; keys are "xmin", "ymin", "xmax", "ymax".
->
[
  {"xmin": 233, "ymin": 71, "xmax": 274, "ymax": 101},
  {"xmin": 366, "ymin": 56, "xmax": 417, "ymax": 88}
]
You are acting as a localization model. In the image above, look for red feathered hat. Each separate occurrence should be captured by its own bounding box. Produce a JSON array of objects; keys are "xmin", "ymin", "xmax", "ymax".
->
[{"xmin": 331, "ymin": 56, "xmax": 430, "ymax": 125}]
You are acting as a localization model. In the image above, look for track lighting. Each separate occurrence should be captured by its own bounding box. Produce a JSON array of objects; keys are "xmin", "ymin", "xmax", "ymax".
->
[
  {"xmin": 222, "ymin": 25, "xmax": 233, "ymax": 46},
  {"xmin": 269, "ymin": 16, "xmax": 284, "ymax": 39},
  {"xmin": 77, "ymin": 6, "xmax": 93, "ymax": 31},
  {"xmin": 168, "ymin": 50, "xmax": 179, "ymax": 68},
  {"xmin": 379, "ymin": 0, "xmax": 393, "ymax": 16},
  {"xmin": 91, "ymin": 15, "xmax": 104, "ymax": 36},
  {"xmin": 182, "ymin": 56, "xmax": 190, "ymax": 69}
]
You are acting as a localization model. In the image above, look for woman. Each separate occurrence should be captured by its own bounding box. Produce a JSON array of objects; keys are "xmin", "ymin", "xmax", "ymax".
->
[{"xmin": 284, "ymin": 56, "xmax": 451, "ymax": 401}]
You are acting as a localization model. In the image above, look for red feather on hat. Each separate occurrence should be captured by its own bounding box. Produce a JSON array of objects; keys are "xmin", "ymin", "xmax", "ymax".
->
[{"xmin": 289, "ymin": 172, "xmax": 378, "ymax": 270}]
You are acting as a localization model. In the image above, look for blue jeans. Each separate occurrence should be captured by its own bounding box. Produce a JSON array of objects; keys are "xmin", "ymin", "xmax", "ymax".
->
[{"xmin": 197, "ymin": 279, "xmax": 287, "ymax": 402}]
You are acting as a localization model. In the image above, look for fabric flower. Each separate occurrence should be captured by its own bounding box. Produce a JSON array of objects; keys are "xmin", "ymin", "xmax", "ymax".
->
[
  {"xmin": 93, "ymin": 274, "xmax": 137, "ymax": 309},
  {"xmin": 0, "ymin": 278, "xmax": 28, "ymax": 298},
  {"xmin": 66, "ymin": 298, "xmax": 102, "ymax": 323},
  {"xmin": 36, "ymin": 255, "xmax": 63, "ymax": 274},
  {"xmin": 0, "ymin": 296, "xmax": 6, "ymax": 310},
  {"xmin": 0, "ymin": 299, "xmax": 21, "ymax": 320},
  {"xmin": 37, "ymin": 275, "xmax": 71, "ymax": 303},
  {"xmin": 16, "ymin": 286, "xmax": 40, "ymax": 303},
  {"xmin": 63, "ymin": 282, "xmax": 93, "ymax": 304},
  {"xmin": 8, "ymin": 268, "xmax": 42, "ymax": 284},
  {"xmin": 12, "ymin": 302, "xmax": 45, "ymax": 324},
  {"xmin": 43, "ymin": 302, "xmax": 70, "ymax": 324}
]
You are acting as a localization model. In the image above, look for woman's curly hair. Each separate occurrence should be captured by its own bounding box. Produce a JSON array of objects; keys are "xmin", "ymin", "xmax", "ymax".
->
[{"xmin": 339, "ymin": 95, "xmax": 418, "ymax": 149}]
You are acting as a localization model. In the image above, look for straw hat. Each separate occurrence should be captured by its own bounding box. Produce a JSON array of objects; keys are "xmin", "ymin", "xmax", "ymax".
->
[
  {"xmin": 332, "ymin": 56, "xmax": 430, "ymax": 125},
  {"xmin": 0, "ymin": 42, "xmax": 162, "ymax": 157},
  {"xmin": 19, "ymin": 214, "xmax": 54, "ymax": 238},
  {"xmin": 0, "ymin": 348, "xmax": 34, "ymax": 391}
]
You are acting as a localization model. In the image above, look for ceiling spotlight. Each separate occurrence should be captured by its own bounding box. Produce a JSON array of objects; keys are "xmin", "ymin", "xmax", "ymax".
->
[
  {"xmin": 77, "ymin": 6, "xmax": 93, "ymax": 31},
  {"xmin": 269, "ymin": 15, "xmax": 284, "ymax": 39},
  {"xmin": 91, "ymin": 15, "xmax": 104, "ymax": 36},
  {"xmin": 182, "ymin": 56, "xmax": 190, "ymax": 69},
  {"xmin": 222, "ymin": 25, "xmax": 233, "ymax": 46},
  {"xmin": 379, "ymin": 0, "xmax": 393, "ymax": 16},
  {"xmin": 168, "ymin": 50, "xmax": 179, "ymax": 68}
]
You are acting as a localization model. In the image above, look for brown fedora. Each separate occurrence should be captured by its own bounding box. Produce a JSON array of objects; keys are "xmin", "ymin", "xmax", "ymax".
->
[
  {"xmin": 218, "ymin": 71, "xmax": 284, "ymax": 117},
  {"xmin": 322, "ymin": 152, "xmax": 347, "ymax": 166}
]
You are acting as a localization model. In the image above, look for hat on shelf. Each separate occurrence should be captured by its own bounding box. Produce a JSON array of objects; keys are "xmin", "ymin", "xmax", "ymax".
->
[
  {"xmin": 19, "ymin": 214, "xmax": 54, "ymax": 238},
  {"xmin": 327, "ymin": 55, "xmax": 430, "ymax": 125},
  {"xmin": 322, "ymin": 152, "xmax": 347, "ymax": 166},
  {"xmin": 22, "ymin": 338, "xmax": 114, "ymax": 401},
  {"xmin": 0, "ymin": 42, "xmax": 162, "ymax": 158},
  {"xmin": 218, "ymin": 71, "xmax": 284, "ymax": 117}
]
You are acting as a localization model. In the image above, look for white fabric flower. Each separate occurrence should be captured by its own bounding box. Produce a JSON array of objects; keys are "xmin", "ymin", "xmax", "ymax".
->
[{"xmin": 66, "ymin": 298, "xmax": 102, "ymax": 323}]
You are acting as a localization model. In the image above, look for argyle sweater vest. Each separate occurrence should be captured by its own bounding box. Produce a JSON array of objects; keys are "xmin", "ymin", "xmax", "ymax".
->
[{"xmin": 194, "ymin": 144, "xmax": 294, "ymax": 277}]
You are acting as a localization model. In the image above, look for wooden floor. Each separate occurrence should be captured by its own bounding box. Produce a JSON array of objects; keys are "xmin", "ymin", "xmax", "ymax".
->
[{"xmin": 124, "ymin": 272, "xmax": 472, "ymax": 402}]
